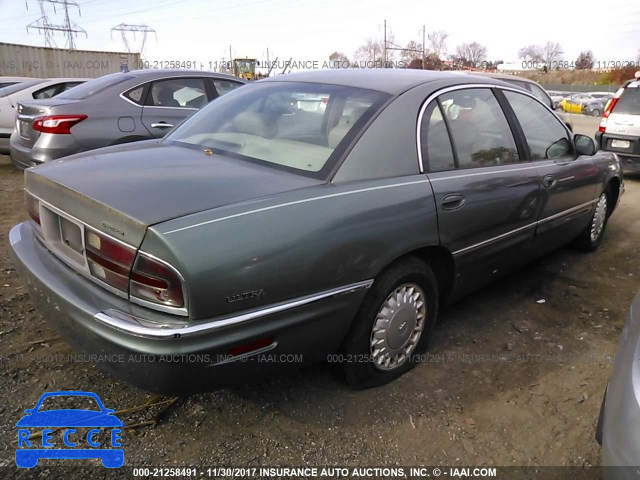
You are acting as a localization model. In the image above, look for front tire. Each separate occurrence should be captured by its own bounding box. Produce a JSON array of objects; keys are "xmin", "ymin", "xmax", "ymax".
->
[
  {"xmin": 592, "ymin": 109, "xmax": 601, "ymax": 117},
  {"xmin": 573, "ymin": 187, "xmax": 610, "ymax": 252},
  {"xmin": 341, "ymin": 257, "xmax": 439, "ymax": 389}
]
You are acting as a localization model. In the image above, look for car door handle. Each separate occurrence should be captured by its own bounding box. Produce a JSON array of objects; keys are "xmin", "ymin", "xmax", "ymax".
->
[
  {"xmin": 542, "ymin": 175, "xmax": 557, "ymax": 189},
  {"xmin": 150, "ymin": 122, "xmax": 174, "ymax": 129},
  {"xmin": 441, "ymin": 194, "xmax": 465, "ymax": 210}
]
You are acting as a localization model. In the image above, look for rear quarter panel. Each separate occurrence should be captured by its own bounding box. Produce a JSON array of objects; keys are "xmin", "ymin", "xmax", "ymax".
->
[{"xmin": 148, "ymin": 178, "xmax": 439, "ymax": 320}]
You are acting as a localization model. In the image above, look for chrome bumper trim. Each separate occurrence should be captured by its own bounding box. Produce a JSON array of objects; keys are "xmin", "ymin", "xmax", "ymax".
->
[{"xmin": 94, "ymin": 279, "xmax": 373, "ymax": 339}]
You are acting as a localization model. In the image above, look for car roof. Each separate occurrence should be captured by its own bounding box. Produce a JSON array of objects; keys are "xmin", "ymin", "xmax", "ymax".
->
[
  {"xmin": 465, "ymin": 71, "xmax": 542, "ymax": 86},
  {"xmin": 259, "ymin": 69, "xmax": 507, "ymax": 95},
  {"xmin": 127, "ymin": 69, "xmax": 245, "ymax": 83}
]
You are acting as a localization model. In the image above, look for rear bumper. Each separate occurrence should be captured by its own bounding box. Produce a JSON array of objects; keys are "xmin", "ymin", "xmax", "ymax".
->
[
  {"xmin": 9, "ymin": 130, "xmax": 80, "ymax": 169},
  {"xmin": 9, "ymin": 221, "xmax": 366, "ymax": 393}
]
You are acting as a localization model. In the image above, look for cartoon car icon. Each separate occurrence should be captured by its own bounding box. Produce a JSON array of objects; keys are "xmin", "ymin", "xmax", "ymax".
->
[{"xmin": 15, "ymin": 391, "xmax": 123, "ymax": 468}]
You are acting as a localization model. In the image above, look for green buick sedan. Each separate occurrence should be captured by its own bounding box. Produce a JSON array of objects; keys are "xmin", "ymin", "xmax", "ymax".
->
[{"xmin": 10, "ymin": 69, "xmax": 623, "ymax": 392}]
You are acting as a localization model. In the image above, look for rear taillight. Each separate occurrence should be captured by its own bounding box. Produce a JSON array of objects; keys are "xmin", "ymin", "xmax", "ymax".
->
[
  {"xmin": 599, "ymin": 89, "xmax": 623, "ymax": 133},
  {"xmin": 32, "ymin": 114, "xmax": 87, "ymax": 134},
  {"xmin": 130, "ymin": 253, "xmax": 185, "ymax": 309},
  {"xmin": 85, "ymin": 229, "xmax": 136, "ymax": 292},
  {"xmin": 25, "ymin": 191, "xmax": 40, "ymax": 225}
]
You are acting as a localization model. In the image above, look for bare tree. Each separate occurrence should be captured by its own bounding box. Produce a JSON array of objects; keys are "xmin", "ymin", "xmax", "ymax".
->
[
  {"xmin": 575, "ymin": 50, "xmax": 595, "ymax": 70},
  {"xmin": 353, "ymin": 39, "xmax": 385, "ymax": 64},
  {"xmin": 518, "ymin": 45, "xmax": 543, "ymax": 62},
  {"xmin": 428, "ymin": 31, "xmax": 448, "ymax": 58},
  {"xmin": 328, "ymin": 51, "xmax": 350, "ymax": 67},
  {"xmin": 542, "ymin": 42, "xmax": 564, "ymax": 68},
  {"xmin": 401, "ymin": 40, "xmax": 424, "ymax": 64},
  {"xmin": 455, "ymin": 42, "xmax": 488, "ymax": 66}
]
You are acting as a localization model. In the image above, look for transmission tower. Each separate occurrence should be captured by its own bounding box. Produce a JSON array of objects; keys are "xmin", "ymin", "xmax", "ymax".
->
[
  {"xmin": 111, "ymin": 24, "xmax": 157, "ymax": 55},
  {"xmin": 26, "ymin": 0, "xmax": 87, "ymax": 50}
]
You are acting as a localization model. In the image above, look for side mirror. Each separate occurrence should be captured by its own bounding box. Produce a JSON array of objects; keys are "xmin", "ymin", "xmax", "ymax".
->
[
  {"xmin": 545, "ymin": 137, "xmax": 571, "ymax": 159},
  {"xmin": 574, "ymin": 134, "xmax": 597, "ymax": 156}
]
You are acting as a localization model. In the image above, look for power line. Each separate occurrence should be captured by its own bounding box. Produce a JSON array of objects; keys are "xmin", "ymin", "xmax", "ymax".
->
[
  {"xmin": 25, "ymin": 0, "xmax": 87, "ymax": 49},
  {"xmin": 111, "ymin": 23, "xmax": 156, "ymax": 55}
]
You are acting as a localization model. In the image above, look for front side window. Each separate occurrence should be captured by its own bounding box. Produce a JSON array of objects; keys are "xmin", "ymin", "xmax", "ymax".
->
[
  {"xmin": 164, "ymin": 82, "xmax": 389, "ymax": 179},
  {"xmin": 439, "ymin": 88, "xmax": 519, "ymax": 168},
  {"xmin": 503, "ymin": 90, "xmax": 572, "ymax": 160},
  {"xmin": 148, "ymin": 78, "xmax": 207, "ymax": 108}
]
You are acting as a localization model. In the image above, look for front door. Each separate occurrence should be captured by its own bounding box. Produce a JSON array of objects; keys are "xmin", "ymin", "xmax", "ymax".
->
[{"xmin": 500, "ymin": 89, "xmax": 600, "ymax": 253}]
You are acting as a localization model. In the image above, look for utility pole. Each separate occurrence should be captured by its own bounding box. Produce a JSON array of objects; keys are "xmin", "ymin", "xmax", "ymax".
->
[
  {"xmin": 383, "ymin": 19, "xmax": 387, "ymax": 66},
  {"xmin": 422, "ymin": 25, "xmax": 426, "ymax": 70},
  {"xmin": 111, "ymin": 24, "xmax": 156, "ymax": 56},
  {"xmin": 26, "ymin": 0, "xmax": 87, "ymax": 50}
]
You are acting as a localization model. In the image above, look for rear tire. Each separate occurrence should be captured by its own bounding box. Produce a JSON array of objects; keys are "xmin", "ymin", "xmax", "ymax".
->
[
  {"xmin": 341, "ymin": 257, "xmax": 439, "ymax": 389},
  {"xmin": 573, "ymin": 187, "xmax": 611, "ymax": 252},
  {"xmin": 592, "ymin": 109, "xmax": 601, "ymax": 117}
]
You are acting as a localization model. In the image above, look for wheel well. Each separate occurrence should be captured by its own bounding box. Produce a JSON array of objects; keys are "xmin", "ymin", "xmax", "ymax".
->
[
  {"xmin": 608, "ymin": 177, "xmax": 621, "ymax": 215},
  {"xmin": 387, "ymin": 246, "xmax": 455, "ymax": 304}
]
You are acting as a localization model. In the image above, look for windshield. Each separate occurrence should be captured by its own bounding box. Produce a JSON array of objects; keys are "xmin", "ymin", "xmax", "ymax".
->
[
  {"xmin": 0, "ymin": 79, "xmax": 44, "ymax": 97},
  {"xmin": 164, "ymin": 81, "xmax": 390, "ymax": 179},
  {"xmin": 235, "ymin": 60, "xmax": 254, "ymax": 74},
  {"xmin": 613, "ymin": 83, "xmax": 640, "ymax": 115},
  {"xmin": 55, "ymin": 72, "xmax": 133, "ymax": 100}
]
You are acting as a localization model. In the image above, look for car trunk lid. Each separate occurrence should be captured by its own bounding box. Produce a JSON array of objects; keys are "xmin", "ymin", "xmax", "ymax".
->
[{"xmin": 25, "ymin": 141, "xmax": 323, "ymax": 248}]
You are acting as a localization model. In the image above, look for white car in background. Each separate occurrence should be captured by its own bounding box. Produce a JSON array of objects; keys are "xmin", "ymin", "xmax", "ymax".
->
[
  {"xmin": 0, "ymin": 77, "xmax": 88, "ymax": 154},
  {"xmin": 0, "ymin": 76, "xmax": 38, "ymax": 89}
]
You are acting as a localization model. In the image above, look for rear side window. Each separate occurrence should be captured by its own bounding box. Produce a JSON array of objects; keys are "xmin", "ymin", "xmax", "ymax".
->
[
  {"xmin": 613, "ymin": 83, "xmax": 640, "ymax": 115},
  {"xmin": 420, "ymin": 100, "xmax": 456, "ymax": 172},
  {"xmin": 55, "ymin": 73, "xmax": 133, "ymax": 100},
  {"xmin": 148, "ymin": 78, "xmax": 207, "ymax": 108},
  {"xmin": 32, "ymin": 84, "xmax": 60, "ymax": 99},
  {"xmin": 504, "ymin": 90, "xmax": 571, "ymax": 160},
  {"xmin": 123, "ymin": 85, "xmax": 146, "ymax": 105},
  {"xmin": 213, "ymin": 80, "xmax": 243, "ymax": 96},
  {"xmin": 439, "ymin": 88, "xmax": 519, "ymax": 168}
]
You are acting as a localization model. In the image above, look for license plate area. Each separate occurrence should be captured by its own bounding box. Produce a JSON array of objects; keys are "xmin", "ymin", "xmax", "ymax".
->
[
  {"xmin": 18, "ymin": 119, "xmax": 31, "ymax": 139},
  {"xmin": 40, "ymin": 204, "xmax": 89, "ymax": 272},
  {"xmin": 611, "ymin": 139, "xmax": 631, "ymax": 149}
]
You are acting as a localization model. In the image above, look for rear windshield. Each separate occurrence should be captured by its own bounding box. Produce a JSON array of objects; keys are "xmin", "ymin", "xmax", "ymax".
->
[
  {"xmin": 164, "ymin": 81, "xmax": 390, "ymax": 179},
  {"xmin": 55, "ymin": 72, "xmax": 133, "ymax": 100},
  {"xmin": 613, "ymin": 82, "xmax": 640, "ymax": 115},
  {"xmin": 0, "ymin": 79, "xmax": 44, "ymax": 97}
]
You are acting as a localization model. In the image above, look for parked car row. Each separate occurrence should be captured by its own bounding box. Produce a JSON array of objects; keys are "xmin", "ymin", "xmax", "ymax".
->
[{"xmin": 548, "ymin": 90, "xmax": 615, "ymax": 117}]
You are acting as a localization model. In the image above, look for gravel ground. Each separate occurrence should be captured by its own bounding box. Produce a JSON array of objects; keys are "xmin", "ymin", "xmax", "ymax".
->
[{"xmin": 0, "ymin": 115, "xmax": 637, "ymax": 478}]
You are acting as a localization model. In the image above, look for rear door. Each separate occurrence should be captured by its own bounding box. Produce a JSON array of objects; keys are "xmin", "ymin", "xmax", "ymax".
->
[
  {"xmin": 420, "ymin": 87, "xmax": 540, "ymax": 293},
  {"xmin": 500, "ymin": 89, "xmax": 600, "ymax": 252},
  {"xmin": 140, "ymin": 77, "xmax": 208, "ymax": 137}
]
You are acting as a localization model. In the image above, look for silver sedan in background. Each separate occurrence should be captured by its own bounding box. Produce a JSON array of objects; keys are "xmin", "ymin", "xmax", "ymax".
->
[
  {"xmin": 0, "ymin": 77, "xmax": 88, "ymax": 154},
  {"xmin": 10, "ymin": 69, "xmax": 246, "ymax": 169}
]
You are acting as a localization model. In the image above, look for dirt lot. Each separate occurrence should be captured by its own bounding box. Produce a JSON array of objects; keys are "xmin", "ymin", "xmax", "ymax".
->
[{"xmin": 1, "ymin": 118, "xmax": 639, "ymax": 477}]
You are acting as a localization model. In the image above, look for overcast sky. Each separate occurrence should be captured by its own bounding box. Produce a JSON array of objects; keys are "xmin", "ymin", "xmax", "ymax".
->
[{"xmin": 1, "ymin": 0, "xmax": 639, "ymax": 70}]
